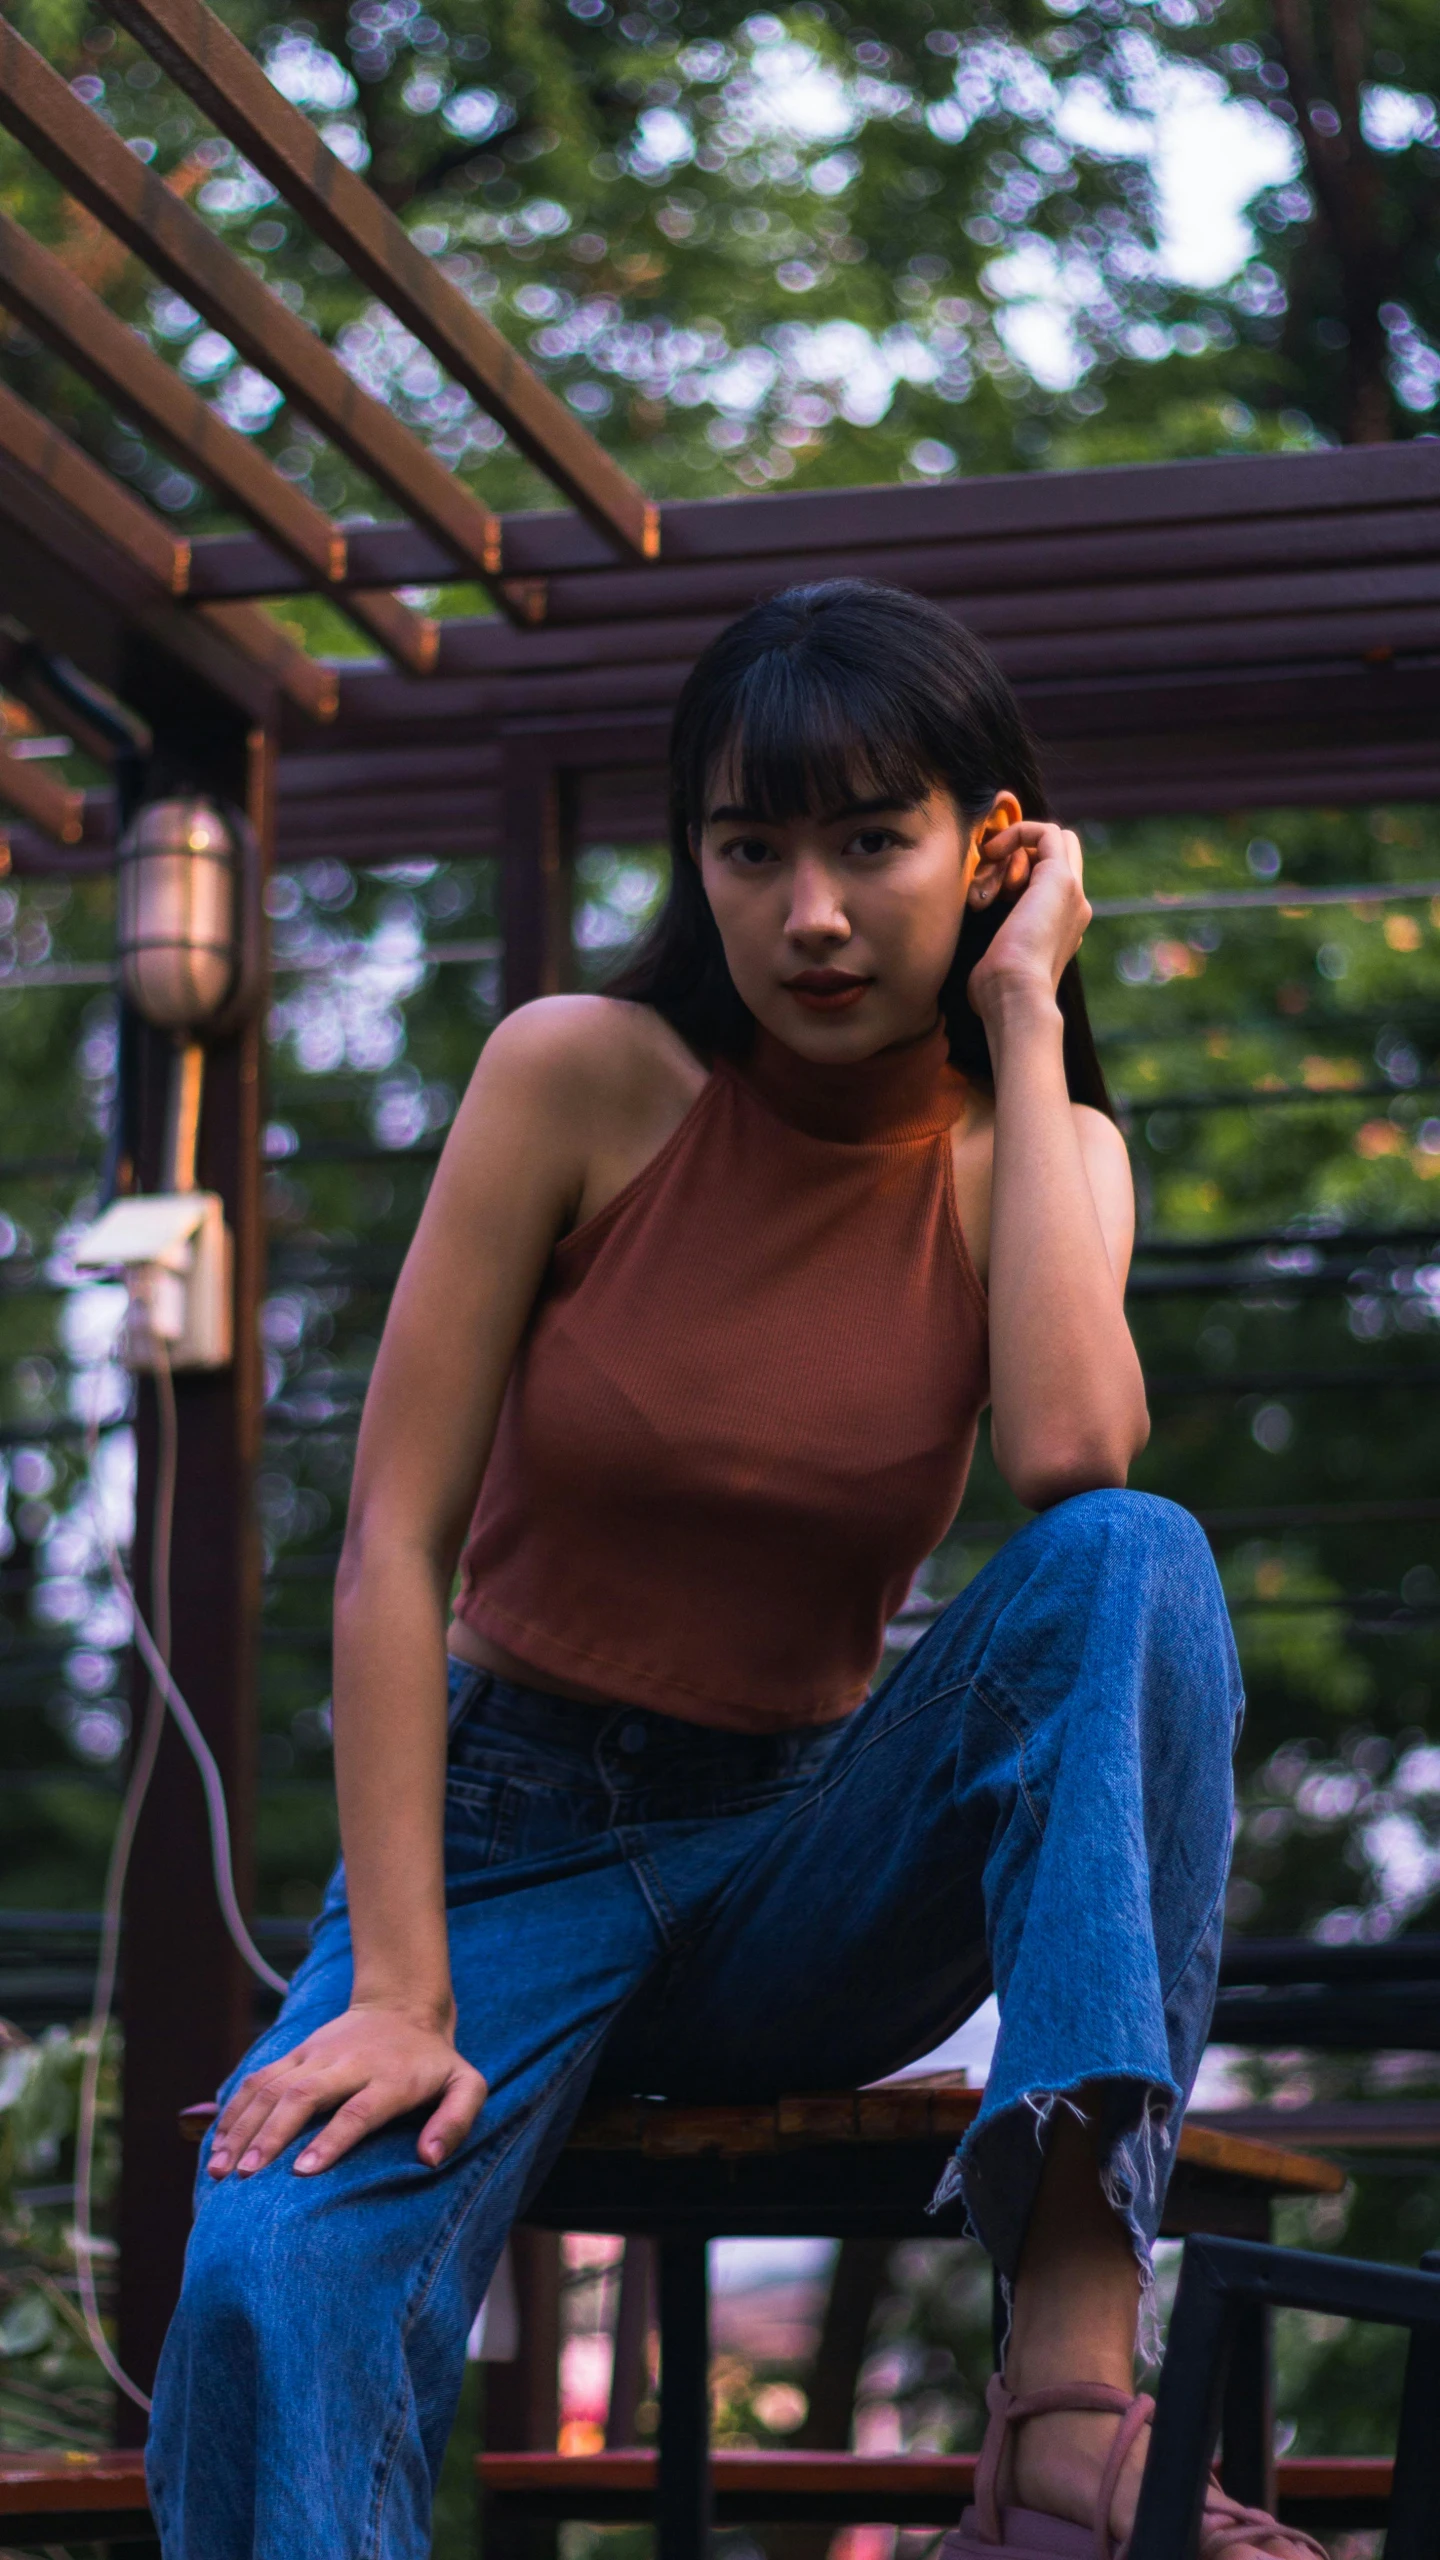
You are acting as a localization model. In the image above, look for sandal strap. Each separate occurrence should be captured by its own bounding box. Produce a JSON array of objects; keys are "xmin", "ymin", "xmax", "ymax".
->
[
  {"xmin": 1197, "ymin": 2487, "xmax": 1330, "ymax": 2560},
  {"xmin": 974, "ymin": 2374, "xmax": 1152, "ymax": 2549},
  {"xmin": 1092, "ymin": 2397, "xmax": 1154, "ymax": 2560}
]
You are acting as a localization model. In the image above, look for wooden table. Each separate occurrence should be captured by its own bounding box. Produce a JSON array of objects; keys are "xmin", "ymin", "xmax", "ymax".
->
[{"xmin": 512, "ymin": 2076, "xmax": 1344, "ymax": 2559}]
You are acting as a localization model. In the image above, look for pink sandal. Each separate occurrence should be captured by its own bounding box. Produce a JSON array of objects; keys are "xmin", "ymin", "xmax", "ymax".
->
[{"xmin": 943, "ymin": 2374, "xmax": 1331, "ymax": 2560}]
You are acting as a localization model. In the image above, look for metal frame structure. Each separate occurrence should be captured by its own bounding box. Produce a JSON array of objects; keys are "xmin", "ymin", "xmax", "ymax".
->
[
  {"xmin": 0, "ymin": 0, "xmax": 1438, "ymax": 2459},
  {"xmin": 1129, "ymin": 2238, "xmax": 1440, "ymax": 2560}
]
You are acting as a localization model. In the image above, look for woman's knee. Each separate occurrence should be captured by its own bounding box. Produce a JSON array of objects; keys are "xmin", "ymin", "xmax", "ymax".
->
[
  {"xmin": 1031, "ymin": 1488, "xmax": 1220, "ymax": 1610},
  {"xmin": 1043, "ymin": 1484, "xmax": 1204, "ymax": 1556},
  {"xmin": 177, "ymin": 2166, "xmax": 321, "ymax": 2353}
]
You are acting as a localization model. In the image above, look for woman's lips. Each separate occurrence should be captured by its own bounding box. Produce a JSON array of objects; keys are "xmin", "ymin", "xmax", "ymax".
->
[{"xmin": 782, "ymin": 971, "xmax": 873, "ymax": 1013}]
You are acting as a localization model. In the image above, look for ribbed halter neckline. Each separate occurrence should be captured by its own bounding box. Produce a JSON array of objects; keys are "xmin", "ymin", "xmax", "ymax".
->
[{"xmin": 731, "ymin": 1017, "xmax": 967, "ymax": 1145}]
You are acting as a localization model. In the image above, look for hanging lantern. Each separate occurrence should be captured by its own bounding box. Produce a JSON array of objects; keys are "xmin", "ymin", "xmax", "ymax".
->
[{"xmin": 116, "ymin": 796, "xmax": 242, "ymax": 1032}]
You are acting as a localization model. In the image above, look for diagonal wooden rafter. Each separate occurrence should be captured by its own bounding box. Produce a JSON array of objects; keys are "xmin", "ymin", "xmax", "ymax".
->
[
  {"xmin": 0, "ymin": 374, "xmax": 187, "ymax": 599},
  {"xmin": 104, "ymin": 0, "xmax": 660, "ymax": 564},
  {"xmin": 0, "ymin": 382, "xmax": 338, "ymax": 719},
  {"xmin": 0, "ymin": 737, "xmax": 85, "ymax": 843},
  {"xmin": 0, "ymin": 13, "xmax": 509, "ymax": 603},
  {"xmin": 0, "ymin": 208, "xmax": 435, "ymax": 674}
]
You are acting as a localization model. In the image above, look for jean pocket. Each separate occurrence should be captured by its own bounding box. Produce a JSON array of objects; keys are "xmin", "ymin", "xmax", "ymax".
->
[
  {"xmin": 444, "ymin": 1770, "xmax": 519, "ymax": 1870},
  {"xmin": 446, "ymin": 1661, "xmax": 489, "ymax": 1737}
]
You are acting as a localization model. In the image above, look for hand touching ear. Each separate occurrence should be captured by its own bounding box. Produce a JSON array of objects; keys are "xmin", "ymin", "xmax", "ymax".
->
[{"xmin": 964, "ymin": 820, "xmax": 1092, "ymax": 1024}]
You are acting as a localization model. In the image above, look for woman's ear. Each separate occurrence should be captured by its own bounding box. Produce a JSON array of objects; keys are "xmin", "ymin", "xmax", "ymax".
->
[{"xmin": 965, "ymin": 791, "xmax": 1024, "ymax": 909}]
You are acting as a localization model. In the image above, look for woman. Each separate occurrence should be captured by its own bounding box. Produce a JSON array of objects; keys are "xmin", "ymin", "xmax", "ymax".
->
[{"xmin": 148, "ymin": 583, "xmax": 1313, "ymax": 2560}]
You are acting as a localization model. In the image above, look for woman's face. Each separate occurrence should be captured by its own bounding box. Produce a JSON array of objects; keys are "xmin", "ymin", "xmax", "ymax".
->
[{"xmin": 696, "ymin": 772, "xmax": 1021, "ymax": 1060}]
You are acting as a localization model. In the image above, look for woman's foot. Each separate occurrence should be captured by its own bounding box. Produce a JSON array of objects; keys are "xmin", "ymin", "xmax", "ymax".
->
[
  {"xmin": 1010, "ymin": 2398, "xmax": 1147, "ymax": 2541},
  {"xmin": 995, "ymin": 2103, "xmax": 1323, "ymax": 2555},
  {"xmin": 1002, "ymin": 2393, "xmax": 1326, "ymax": 2560}
]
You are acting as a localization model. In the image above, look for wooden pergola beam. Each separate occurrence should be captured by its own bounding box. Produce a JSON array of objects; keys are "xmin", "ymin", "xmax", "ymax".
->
[
  {"xmin": 0, "ymin": 208, "xmax": 333, "ymax": 584},
  {"xmin": 0, "ymin": 377, "xmax": 188, "ymax": 599},
  {"xmin": 0, "ymin": 418, "xmax": 336, "ymax": 722},
  {"xmin": 0, "ymin": 740, "xmax": 85, "ymax": 842},
  {"xmin": 104, "ymin": 0, "xmax": 659, "ymax": 564},
  {"xmin": 195, "ymin": 600, "xmax": 337, "ymax": 719},
  {"xmin": 176, "ymin": 443, "xmax": 1440, "ymax": 612},
  {"xmin": 0, "ymin": 210, "xmax": 432, "ymax": 674},
  {"xmin": 0, "ymin": 13, "xmax": 501, "ymax": 596}
]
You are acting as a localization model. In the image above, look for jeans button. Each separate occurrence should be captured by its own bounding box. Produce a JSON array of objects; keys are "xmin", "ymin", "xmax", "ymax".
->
[{"xmin": 618, "ymin": 1719, "xmax": 648, "ymax": 1755}]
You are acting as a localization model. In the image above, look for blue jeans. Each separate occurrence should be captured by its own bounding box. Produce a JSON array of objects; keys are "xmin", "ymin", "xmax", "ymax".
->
[{"xmin": 147, "ymin": 1491, "xmax": 1240, "ymax": 2560}]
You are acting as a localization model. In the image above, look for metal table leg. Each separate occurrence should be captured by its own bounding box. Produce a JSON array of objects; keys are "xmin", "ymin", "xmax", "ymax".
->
[{"xmin": 659, "ymin": 2235, "xmax": 712, "ymax": 2560}]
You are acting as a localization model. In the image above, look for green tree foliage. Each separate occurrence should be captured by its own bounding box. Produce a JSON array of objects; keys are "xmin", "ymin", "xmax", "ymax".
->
[
  {"xmin": 0, "ymin": 2022, "xmax": 116, "ymax": 2449},
  {"xmin": 0, "ymin": 0, "xmax": 1435, "ymax": 544}
]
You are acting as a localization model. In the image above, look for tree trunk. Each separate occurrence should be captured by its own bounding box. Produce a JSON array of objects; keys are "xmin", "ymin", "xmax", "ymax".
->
[{"xmin": 1269, "ymin": 0, "xmax": 1395, "ymax": 443}]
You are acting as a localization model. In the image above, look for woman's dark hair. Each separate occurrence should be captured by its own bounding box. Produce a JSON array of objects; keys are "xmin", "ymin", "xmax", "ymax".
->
[{"xmin": 607, "ymin": 578, "xmax": 1111, "ymax": 1115}]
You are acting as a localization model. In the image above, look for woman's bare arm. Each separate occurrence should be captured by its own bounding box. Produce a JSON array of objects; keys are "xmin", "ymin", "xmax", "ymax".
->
[
  {"xmin": 207, "ymin": 999, "xmax": 639, "ymax": 2182},
  {"xmin": 968, "ymin": 823, "xmax": 1149, "ymax": 1511}
]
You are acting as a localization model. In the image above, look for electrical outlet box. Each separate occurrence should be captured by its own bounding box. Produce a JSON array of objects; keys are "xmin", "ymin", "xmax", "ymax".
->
[{"xmin": 73, "ymin": 1192, "xmax": 233, "ymax": 1372}]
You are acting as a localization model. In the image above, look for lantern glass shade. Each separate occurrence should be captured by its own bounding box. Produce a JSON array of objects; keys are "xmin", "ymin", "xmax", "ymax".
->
[{"xmin": 116, "ymin": 797, "xmax": 239, "ymax": 1031}]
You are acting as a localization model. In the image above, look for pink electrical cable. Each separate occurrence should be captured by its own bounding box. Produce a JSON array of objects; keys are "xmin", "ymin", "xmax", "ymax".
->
[{"xmin": 76, "ymin": 1341, "xmax": 289, "ymax": 2413}]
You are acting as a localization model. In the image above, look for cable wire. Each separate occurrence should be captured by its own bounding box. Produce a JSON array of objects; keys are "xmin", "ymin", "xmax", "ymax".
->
[
  {"xmin": 73, "ymin": 1353, "xmax": 177, "ymax": 2414},
  {"xmin": 74, "ymin": 1345, "xmax": 289, "ymax": 2413}
]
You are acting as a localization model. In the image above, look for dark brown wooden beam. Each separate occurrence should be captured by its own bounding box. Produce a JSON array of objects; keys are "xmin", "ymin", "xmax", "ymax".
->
[
  {"xmin": 0, "ymin": 13, "xmax": 500, "ymax": 591},
  {"xmin": 196, "ymin": 601, "xmax": 338, "ymax": 722},
  {"xmin": 0, "ymin": 448, "xmax": 281, "ymax": 723},
  {"xmin": 184, "ymin": 462, "xmax": 1440, "ymax": 607},
  {"xmin": 105, "ymin": 0, "xmax": 658, "ymax": 564},
  {"xmin": 501, "ymin": 747, "xmax": 574, "ymax": 1010},
  {"xmin": 0, "ymin": 741, "xmax": 84, "ymax": 842},
  {"xmin": 314, "ymin": 593, "xmax": 1440, "ymax": 743},
  {"xmin": 0, "ymin": 206, "xmax": 332, "ymax": 582},
  {"xmin": 0, "ymin": 209, "xmax": 432, "ymax": 672},
  {"xmin": 0, "ymin": 413, "xmax": 336, "ymax": 722},
  {"xmin": 0, "ymin": 376, "xmax": 186, "ymax": 596},
  {"xmin": 524, "ymin": 531, "xmax": 1440, "ymax": 641},
  {"xmin": 491, "ymin": 437, "xmax": 1440, "ymax": 573}
]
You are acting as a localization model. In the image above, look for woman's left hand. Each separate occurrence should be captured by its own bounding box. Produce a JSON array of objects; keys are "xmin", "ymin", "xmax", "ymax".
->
[{"xmin": 964, "ymin": 821, "xmax": 1091, "ymax": 1023}]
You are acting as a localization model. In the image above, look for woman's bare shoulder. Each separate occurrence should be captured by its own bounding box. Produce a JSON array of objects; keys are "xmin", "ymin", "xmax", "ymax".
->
[
  {"xmin": 456, "ymin": 998, "xmax": 710, "ymax": 1235},
  {"xmin": 479, "ymin": 988, "xmax": 702, "ymax": 1090}
]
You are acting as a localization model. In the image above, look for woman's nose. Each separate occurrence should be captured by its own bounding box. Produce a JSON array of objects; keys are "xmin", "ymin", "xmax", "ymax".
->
[{"xmin": 785, "ymin": 859, "xmax": 849, "ymax": 942}]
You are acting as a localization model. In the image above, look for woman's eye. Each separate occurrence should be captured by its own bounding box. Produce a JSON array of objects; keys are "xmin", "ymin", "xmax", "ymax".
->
[
  {"xmin": 846, "ymin": 828, "xmax": 898, "ymax": 858},
  {"xmin": 724, "ymin": 838, "xmax": 778, "ymax": 868}
]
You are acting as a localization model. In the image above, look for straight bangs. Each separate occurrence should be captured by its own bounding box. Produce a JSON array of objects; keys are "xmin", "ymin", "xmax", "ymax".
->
[
  {"xmin": 607, "ymin": 579, "xmax": 1112, "ymax": 1117},
  {"xmin": 689, "ymin": 649, "xmax": 947, "ymax": 839}
]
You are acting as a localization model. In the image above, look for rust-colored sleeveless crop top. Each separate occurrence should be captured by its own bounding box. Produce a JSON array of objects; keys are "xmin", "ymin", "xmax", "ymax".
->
[{"xmin": 454, "ymin": 1016, "xmax": 989, "ymax": 1731}]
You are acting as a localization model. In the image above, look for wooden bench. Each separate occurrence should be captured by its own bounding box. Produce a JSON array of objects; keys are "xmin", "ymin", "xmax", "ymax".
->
[
  {"xmin": 0, "ymin": 2446, "xmax": 1395, "ymax": 2550},
  {"xmin": 0, "ymin": 2447, "xmax": 157, "ymax": 2549},
  {"xmin": 477, "ymin": 2449, "xmax": 1396, "ymax": 2534}
]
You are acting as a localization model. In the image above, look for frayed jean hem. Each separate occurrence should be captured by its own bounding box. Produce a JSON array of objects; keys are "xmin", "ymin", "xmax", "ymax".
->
[{"xmin": 929, "ymin": 2068, "xmax": 1182, "ymax": 2366}]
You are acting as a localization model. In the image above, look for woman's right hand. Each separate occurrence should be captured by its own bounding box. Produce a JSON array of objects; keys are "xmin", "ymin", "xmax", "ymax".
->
[{"xmin": 207, "ymin": 2002, "xmax": 487, "ymax": 2180}]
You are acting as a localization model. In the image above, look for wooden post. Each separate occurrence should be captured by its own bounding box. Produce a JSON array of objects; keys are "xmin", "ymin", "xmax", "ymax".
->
[
  {"xmin": 114, "ymin": 712, "xmax": 271, "ymax": 2428},
  {"xmin": 482, "ymin": 2227, "xmax": 561, "ymax": 2560},
  {"xmin": 501, "ymin": 746, "xmax": 576, "ymax": 1012},
  {"xmin": 483, "ymin": 2225, "xmax": 561, "ymax": 2455},
  {"xmin": 605, "ymin": 2236, "xmax": 654, "ymax": 2447}
]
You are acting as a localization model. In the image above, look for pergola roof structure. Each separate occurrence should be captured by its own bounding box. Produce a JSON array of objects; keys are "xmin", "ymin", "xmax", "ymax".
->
[{"xmin": 0, "ymin": 0, "xmax": 1435, "ymax": 904}]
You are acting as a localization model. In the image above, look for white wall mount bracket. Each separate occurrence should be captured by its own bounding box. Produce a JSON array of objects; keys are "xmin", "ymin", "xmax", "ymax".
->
[{"xmin": 73, "ymin": 1193, "xmax": 233, "ymax": 1372}]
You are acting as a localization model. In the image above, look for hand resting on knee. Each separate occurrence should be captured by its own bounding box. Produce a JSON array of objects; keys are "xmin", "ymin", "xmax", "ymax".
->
[{"xmin": 207, "ymin": 2005, "xmax": 487, "ymax": 2180}]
